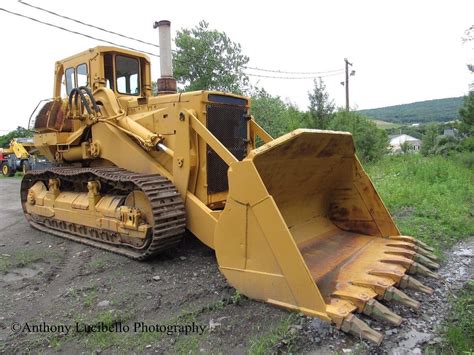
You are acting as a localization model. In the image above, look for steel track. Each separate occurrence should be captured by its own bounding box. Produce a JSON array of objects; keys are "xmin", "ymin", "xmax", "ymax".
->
[{"xmin": 20, "ymin": 166, "xmax": 186, "ymax": 260}]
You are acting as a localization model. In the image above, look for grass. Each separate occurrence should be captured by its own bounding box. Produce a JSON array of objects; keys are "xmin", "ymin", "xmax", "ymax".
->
[
  {"xmin": 248, "ymin": 313, "xmax": 299, "ymax": 355},
  {"xmin": 36, "ymin": 300, "xmax": 211, "ymax": 353},
  {"xmin": 0, "ymin": 171, "xmax": 23, "ymax": 179},
  {"xmin": 426, "ymin": 280, "xmax": 474, "ymax": 354},
  {"xmin": 175, "ymin": 333, "xmax": 201, "ymax": 354},
  {"xmin": 0, "ymin": 249, "xmax": 55, "ymax": 273},
  {"xmin": 87, "ymin": 259, "xmax": 106, "ymax": 271},
  {"xmin": 82, "ymin": 286, "xmax": 98, "ymax": 308},
  {"xmin": 365, "ymin": 154, "xmax": 474, "ymax": 254},
  {"xmin": 443, "ymin": 281, "xmax": 474, "ymax": 353}
]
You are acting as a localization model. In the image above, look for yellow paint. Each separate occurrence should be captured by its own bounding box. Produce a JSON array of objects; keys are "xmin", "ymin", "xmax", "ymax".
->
[{"xmin": 24, "ymin": 46, "xmax": 436, "ymax": 341}]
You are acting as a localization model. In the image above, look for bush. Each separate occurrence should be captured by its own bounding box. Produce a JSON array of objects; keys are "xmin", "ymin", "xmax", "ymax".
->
[
  {"xmin": 459, "ymin": 136, "xmax": 474, "ymax": 152},
  {"xmin": 432, "ymin": 135, "xmax": 460, "ymax": 156},
  {"xmin": 328, "ymin": 110, "xmax": 388, "ymax": 162},
  {"xmin": 455, "ymin": 151, "xmax": 474, "ymax": 169}
]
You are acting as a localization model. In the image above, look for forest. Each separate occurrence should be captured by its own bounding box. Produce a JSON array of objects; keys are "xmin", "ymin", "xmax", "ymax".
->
[{"xmin": 358, "ymin": 96, "xmax": 464, "ymax": 123}]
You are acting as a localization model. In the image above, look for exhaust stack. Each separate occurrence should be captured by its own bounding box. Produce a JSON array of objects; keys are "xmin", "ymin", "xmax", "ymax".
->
[{"xmin": 153, "ymin": 20, "xmax": 177, "ymax": 94}]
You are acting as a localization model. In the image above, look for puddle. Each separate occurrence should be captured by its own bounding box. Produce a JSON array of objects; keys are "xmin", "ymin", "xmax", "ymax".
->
[{"xmin": 0, "ymin": 261, "xmax": 48, "ymax": 282}]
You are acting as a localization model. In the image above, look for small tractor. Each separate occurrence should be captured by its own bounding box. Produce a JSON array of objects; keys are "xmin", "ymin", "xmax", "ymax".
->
[{"xmin": 21, "ymin": 21, "xmax": 439, "ymax": 344}]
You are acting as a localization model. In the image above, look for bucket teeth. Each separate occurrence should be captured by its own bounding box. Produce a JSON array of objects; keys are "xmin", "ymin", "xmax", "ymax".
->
[
  {"xmin": 408, "ymin": 262, "xmax": 440, "ymax": 279},
  {"xmin": 413, "ymin": 239, "xmax": 435, "ymax": 252},
  {"xmin": 398, "ymin": 275, "xmax": 434, "ymax": 295},
  {"xmin": 370, "ymin": 269, "xmax": 405, "ymax": 283},
  {"xmin": 332, "ymin": 285, "xmax": 377, "ymax": 312},
  {"xmin": 381, "ymin": 256, "xmax": 413, "ymax": 269},
  {"xmin": 352, "ymin": 278, "xmax": 393, "ymax": 297},
  {"xmin": 415, "ymin": 246, "xmax": 438, "ymax": 261},
  {"xmin": 340, "ymin": 314, "xmax": 384, "ymax": 345},
  {"xmin": 363, "ymin": 299, "xmax": 402, "ymax": 326},
  {"xmin": 388, "ymin": 235, "xmax": 415, "ymax": 243},
  {"xmin": 385, "ymin": 249, "xmax": 416, "ymax": 259},
  {"xmin": 413, "ymin": 253, "xmax": 440, "ymax": 270},
  {"xmin": 383, "ymin": 286, "xmax": 421, "ymax": 310},
  {"xmin": 388, "ymin": 236, "xmax": 435, "ymax": 253},
  {"xmin": 387, "ymin": 241, "xmax": 416, "ymax": 251}
]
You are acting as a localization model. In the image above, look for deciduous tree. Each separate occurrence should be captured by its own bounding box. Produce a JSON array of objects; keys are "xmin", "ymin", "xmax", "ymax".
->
[
  {"xmin": 307, "ymin": 78, "xmax": 335, "ymax": 129},
  {"xmin": 459, "ymin": 91, "xmax": 474, "ymax": 136},
  {"xmin": 173, "ymin": 21, "xmax": 249, "ymax": 93},
  {"xmin": 0, "ymin": 126, "xmax": 32, "ymax": 148},
  {"xmin": 421, "ymin": 124, "xmax": 439, "ymax": 156},
  {"xmin": 328, "ymin": 110, "xmax": 388, "ymax": 162}
]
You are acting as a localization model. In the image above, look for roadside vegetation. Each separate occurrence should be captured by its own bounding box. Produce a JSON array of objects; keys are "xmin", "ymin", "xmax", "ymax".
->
[
  {"xmin": 248, "ymin": 314, "xmax": 299, "ymax": 355},
  {"xmin": 427, "ymin": 280, "xmax": 474, "ymax": 354},
  {"xmin": 366, "ymin": 154, "xmax": 473, "ymax": 254}
]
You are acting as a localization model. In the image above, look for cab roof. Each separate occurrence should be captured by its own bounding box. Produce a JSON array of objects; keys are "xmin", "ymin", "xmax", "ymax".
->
[{"xmin": 56, "ymin": 46, "xmax": 151, "ymax": 65}]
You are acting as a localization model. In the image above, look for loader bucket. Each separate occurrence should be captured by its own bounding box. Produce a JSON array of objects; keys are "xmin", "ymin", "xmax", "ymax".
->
[{"xmin": 214, "ymin": 129, "xmax": 438, "ymax": 344}]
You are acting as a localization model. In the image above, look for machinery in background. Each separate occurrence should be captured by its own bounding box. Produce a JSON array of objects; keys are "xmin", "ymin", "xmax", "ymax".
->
[{"xmin": 1, "ymin": 138, "xmax": 49, "ymax": 177}]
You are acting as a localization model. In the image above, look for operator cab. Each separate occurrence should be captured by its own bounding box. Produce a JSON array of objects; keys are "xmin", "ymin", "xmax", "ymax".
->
[
  {"xmin": 54, "ymin": 46, "xmax": 152, "ymax": 99},
  {"xmin": 103, "ymin": 54, "xmax": 140, "ymax": 95}
]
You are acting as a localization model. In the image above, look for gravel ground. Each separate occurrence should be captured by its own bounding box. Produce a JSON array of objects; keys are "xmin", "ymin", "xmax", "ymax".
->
[{"xmin": 0, "ymin": 177, "xmax": 471, "ymax": 354}]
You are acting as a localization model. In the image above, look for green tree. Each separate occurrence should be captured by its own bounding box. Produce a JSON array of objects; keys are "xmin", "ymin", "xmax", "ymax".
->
[
  {"xmin": 250, "ymin": 88, "xmax": 306, "ymax": 138},
  {"xmin": 432, "ymin": 135, "xmax": 460, "ymax": 155},
  {"xmin": 459, "ymin": 91, "xmax": 474, "ymax": 136},
  {"xmin": 307, "ymin": 78, "xmax": 335, "ymax": 129},
  {"xmin": 421, "ymin": 124, "xmax": 439, "ymax": 156},
  {"xmin": 173, "ymin": 21, "xmax": 249, "ymax": 93},
  {"xmin": 0, "ymin": 126, "xmax": 33, "ymax": 148},
  {"xmin": 328, "ymin": 110, "xmax": 388, "ymax": 162}
]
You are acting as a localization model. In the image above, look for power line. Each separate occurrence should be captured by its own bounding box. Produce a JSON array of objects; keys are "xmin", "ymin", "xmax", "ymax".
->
[
  {"xmin": 18, "ymin": 1, "xmax": 343, "ymax": 77},
  {"xmin": 244, "ymin": 66, "xmax": 344, "ymax": 75},
  {"xmin": 246, "ymin": 71, "xmax": 344, "ymax": 80},
  {"xmin": 174, "ymin": 51, "xmax": 344, "ymax": 79},
  {"xmin": 0, "ymin": 7, "xmax": 160, "ymax": 58},
  {"xmin": 18, "ymin": 0, "xmax": 160, "ymax": 49},
  {"xmin": 2, "ymin": 6, "xmax": 343, "ymax": 80}
]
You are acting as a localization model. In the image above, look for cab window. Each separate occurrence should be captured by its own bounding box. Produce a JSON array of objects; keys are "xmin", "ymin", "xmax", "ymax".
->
[
  {"xmin": 104, "ymin": 53, "xmax": 114, "ymax": 90},
  {"xmin": 77, "ymin": 63, "xmax": 88, "ymax": 87},
  {"xmin": 65, "ymin": 67, "xmax": 75, "ymax": 95},
  {"xmin": 116, "ymin": 55, "xmax": 140, "ymax": 95}
]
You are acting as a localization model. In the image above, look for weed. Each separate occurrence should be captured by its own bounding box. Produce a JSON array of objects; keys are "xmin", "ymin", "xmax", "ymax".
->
[
  {"xmin": 436, "ymin": 280, "xmax": 474, "ymax": 353},
  {"xmin": 82, "ymin": 287, "xmax": 98, "ymax": 308},
  {"xmin": 231, "ymin": 290, "xmax": 243, "ymax": 305},
  {"xmin": 46, "ymin": 335, "xmax": 63, "ymax": 349},
  {"xmin": 87, "ymin": 259, "xmax": 106, "ymax": 271},
  {"xmin": 0, "ymin": 249, "xmax": 57, "ymax": 273},
  {"xmin": 175, "ymin": 334, "xmax": 200, "ymax": 354},
  {"xmin": 65, "ymin": 287, "xmax": 79, "ymax": 300},
  {"xmin": 248, "ymin": 313, "xmax": 299, "ymax": 355}
]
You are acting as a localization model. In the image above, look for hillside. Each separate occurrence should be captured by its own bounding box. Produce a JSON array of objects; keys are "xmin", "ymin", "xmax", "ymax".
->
[{"xmin": 359, "ymin": 96, "xmax": 464, "ymax": 123}]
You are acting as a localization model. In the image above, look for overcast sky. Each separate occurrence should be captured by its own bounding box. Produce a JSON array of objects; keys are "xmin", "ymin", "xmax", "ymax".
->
[{"xmin": 0, "ymin": 0, "xmax": 472, "ymax": 132}]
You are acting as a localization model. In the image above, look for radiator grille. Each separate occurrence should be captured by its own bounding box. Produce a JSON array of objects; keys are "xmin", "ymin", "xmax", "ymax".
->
[{"xmin": 206, "ymin": 104, "xmax": 247, "ymax": 194}]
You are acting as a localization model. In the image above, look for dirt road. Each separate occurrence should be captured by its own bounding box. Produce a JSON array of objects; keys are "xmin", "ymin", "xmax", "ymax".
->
[{"xmin": 0, "ymin": 177, "xmax": 472, "ymax": 354}]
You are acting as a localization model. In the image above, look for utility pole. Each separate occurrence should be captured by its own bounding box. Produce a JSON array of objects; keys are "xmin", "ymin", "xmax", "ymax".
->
[{"xmin": 344, "ymin": 58, "xmax": 353, "ymax": 111}]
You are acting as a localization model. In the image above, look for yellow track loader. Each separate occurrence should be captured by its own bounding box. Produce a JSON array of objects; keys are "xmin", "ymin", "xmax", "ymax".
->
[
  {"xmin": 1, "ymin": 138, "xmax": 48, "ymax": 176},
  {"xmin": 21, "ymin": 21, "xmax": 439, "ymax": 344}
]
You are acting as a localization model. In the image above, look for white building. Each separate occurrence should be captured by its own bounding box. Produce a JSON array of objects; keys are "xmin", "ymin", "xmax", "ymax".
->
[{"xmin": 389, "ymin": 134, "xmax": 421, "ymax": 153}]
